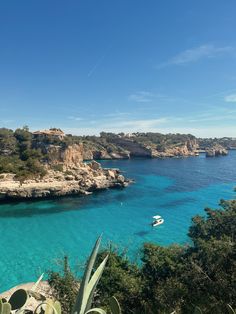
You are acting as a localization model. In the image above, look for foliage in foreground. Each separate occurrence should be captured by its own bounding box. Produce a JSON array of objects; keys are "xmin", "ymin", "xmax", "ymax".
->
[
  {"xmin": 48, "ymin": 256, "xmax": 79, "ymax": 313},
  {"xmin": 0, "ymin": 237, "xmax": 121, "ymax": 314},
  {"xmin": 48, "ymin": 199, "xmax": 236, "ymax": 313},
  {"xmin": 93, "ymin": 199, "xmax": 236, "ymax": 314},
  {"xmin": 1, "ymin": 199, "xmax": 235, "ymax": 313}
]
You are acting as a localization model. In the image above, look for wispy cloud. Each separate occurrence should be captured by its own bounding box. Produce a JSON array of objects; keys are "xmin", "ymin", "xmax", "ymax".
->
[
  {"xmin": 129, "ymin": 91, "xmax": 154, "ymax": 103},
  {"xmin": 64, "ymin": 104, "xmax": 236, "ymax": 137},
  {"xmin": 64, "ymin": 117, "xmax": 169, "ymax": 135},
  {"xmin": 128, "ymin": 91, "xmax": 168, "ymax": 103},
  {"xmin": 0, "ymin": 119, "xmax": 14, "ymax": 124},
  {"xmin": 187, "ymin": 106, "xmax": 236, "ymax": 123},
  {"xmin": 108, "ymin": 117, "xmax": 168, "ymax": 129},
  {"xmin": 68, "ymin": 116, "xmax": 84, "ymax": 121},
  {"xmin": 157, "ymin": 44, "xmax": 234, "ymax": 68},
  {"xmin": 224, "ymin": 94, "xmax": 236, "ymax": 102},
  {"xmin": 103, "ymin": 112, "xmax": 130, "ymax": 118},
  {"xmin": 64, "ymin": 117, "xmax": 236, "ymax": 138}
]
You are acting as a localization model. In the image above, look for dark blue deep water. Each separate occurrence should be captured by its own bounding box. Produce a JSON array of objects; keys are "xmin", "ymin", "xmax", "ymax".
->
[{"xmin": 0, "ymin": 151, "xmax": 236, "ymax": 291}]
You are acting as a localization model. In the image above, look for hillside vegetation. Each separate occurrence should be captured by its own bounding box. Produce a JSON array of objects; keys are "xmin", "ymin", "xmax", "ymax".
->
[
  {"xmin": 0, "ymin": 127, "xmax": 234, "ymax": 181},
  {"xmin": 0, "ymin": 126, "xmax": 47, "ymax": 181},
  {"xmin": 0, "ymin": 126, "xmax": 81, "ymax": 181},
  {"xmin": 198, "ymin": 137, "xmax": 236, "ymax": 150}
]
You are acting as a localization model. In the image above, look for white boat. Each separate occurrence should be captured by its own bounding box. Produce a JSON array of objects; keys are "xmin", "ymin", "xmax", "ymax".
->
[
  {"xmin": 153, "ymin": 215, "xmax": 162, "ymax": 220},
  {"xmin": 152, "ymin": 215, "xmax": 164, "ymax": 227}
]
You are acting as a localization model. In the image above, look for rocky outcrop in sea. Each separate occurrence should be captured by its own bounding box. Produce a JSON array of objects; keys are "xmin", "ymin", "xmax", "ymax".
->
[{"xmin": 205, "ymin": 145, "xmax": 228, "ymax": 157}]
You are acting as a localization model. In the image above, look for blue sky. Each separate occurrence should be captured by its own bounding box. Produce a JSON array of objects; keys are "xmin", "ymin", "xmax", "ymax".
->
[{"xmin": 0, "ymin": 0, "xmax": 236, "ymax": 137}]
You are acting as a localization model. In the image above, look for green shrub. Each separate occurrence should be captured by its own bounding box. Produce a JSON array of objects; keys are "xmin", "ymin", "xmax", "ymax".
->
[
  {"xmin": 94, "ymin": 200, "xmax": 236, "ymax": 314},
  {"xmin": 48, "ymin": 257, "xmax": 79, "ymax": 313},
  {"xmin": 52, "ymin": 164, "xmax": 64, "ymax": 172}
]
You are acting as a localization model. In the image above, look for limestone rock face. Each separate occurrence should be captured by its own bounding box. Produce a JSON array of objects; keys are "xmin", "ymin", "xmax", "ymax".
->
[
  {"xmin": 206, "ymin": 145, "xmax": 228, "ymax": 157},
  {"xmin": 88, "ymin": 160, "xmax": 101, "ymax": 171},
  {"xmin": 80, "ymin": 137, "xmax": 199, "ymax": 160},
  {"xmin": 82, "ymin": 149, "xmax": 94, "ymax": 161},
  {"xmin": 62, "ymin": 144, "xmax": 84, "ymax": 167},
  {"xmin": 147, "ymin": 140, "xmax": 199, "ymax": 158},
  {"xmin": 110, "ymin": 151, "xmax": 130, "ymax": 159},
  {"xmin": 111, "ymin": 138, "xmax": 152, "ymax": 158},
  {"xmin": 0, "ymin": 160, "xmax": 131, "ymax": 201},
  {"xmin": 82, "ymin": 147, "xmax": 130, "ymax": 160},
  {"xmin": 47, "ymin": 144, "xmax": 83, "ymax": 167},
  {"xmin": 93, "ymin": 150, "xmax": 112, "ymax": 160}
]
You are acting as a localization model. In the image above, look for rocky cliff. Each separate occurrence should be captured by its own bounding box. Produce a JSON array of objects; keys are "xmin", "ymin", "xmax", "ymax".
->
[
  {"xmin": 81, "ymin": 136, "xmax": 199, "ymax": 160},
  {"xmin": 198, "ymin": 137, "xmax": 236, "ymax": 150},
  {"xmin": 109, "ymin": 138, "xmax": 151, "ymax": 158},
  {"xmin": 143, "ymin": 139, "xmax": 199, "ymax": 158},
  {"xmin": 0, "ymin": 130, "xmax": 132, "ymax": 201},
  {"xmin": 46, "ymin": 143, "xmax": 84, "ymax": 168},
  {"xmin": 0, "ymin": 160, "xmax": 130, "ymax": 201}
]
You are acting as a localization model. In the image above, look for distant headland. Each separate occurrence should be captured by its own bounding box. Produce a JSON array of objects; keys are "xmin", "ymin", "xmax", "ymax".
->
[{"xmin": 0, "ymin": 126, "xmax": 234, "ymax": 201}]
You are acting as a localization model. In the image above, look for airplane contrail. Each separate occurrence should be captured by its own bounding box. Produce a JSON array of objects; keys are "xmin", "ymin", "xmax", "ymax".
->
[{"xmin": 87, "ymin": 46, "xmax": 112, "ymax": 78}]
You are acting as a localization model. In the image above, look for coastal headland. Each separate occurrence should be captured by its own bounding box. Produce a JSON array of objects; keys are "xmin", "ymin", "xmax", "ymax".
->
[{"xmin": 0, "ymin": 127, "xmax": 233, "ymax": 201}]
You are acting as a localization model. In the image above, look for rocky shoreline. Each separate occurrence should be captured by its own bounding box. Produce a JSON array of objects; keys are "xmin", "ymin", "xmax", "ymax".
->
[
  {"xmin": 0, "ymin": 129, "xmax": 231, "ymax": 203},
  {"xmin": 0, "ymin": 161, "xmax": 131, "ymax": 202}
]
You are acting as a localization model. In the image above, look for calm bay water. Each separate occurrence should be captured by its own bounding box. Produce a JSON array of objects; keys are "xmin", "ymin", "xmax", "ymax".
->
[{"xmin": 0, "ymin": 151, "xmax": 236, "ymax": 291}]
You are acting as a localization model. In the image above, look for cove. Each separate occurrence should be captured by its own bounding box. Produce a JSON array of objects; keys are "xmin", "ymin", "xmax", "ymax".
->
[{"xmin": 0, "ymin": 151, "xmax": 236, "ymax": 291}]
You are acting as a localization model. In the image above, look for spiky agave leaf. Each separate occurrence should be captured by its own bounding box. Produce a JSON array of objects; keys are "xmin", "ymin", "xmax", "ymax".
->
[
  {"xmin": 109, "ymin": 297, "xmax": 121, "ymax": 314},
  {"xmin": 34, "ymin": 300, "xmax": 61, "ymax": 314},
  {"xmin": 194, "ymin": 307, "xmax": 203, "ymax": 314},
  {"xmin": 84, "ymin": 255, "xmax": 109, "ymax": 313},
  {"xmin": 45, "ymin": 300, "xmax": 59, "ymax": 314},
  {"xmin": 52, "ymin": 301, "xmax": 61, "ymax": 314},
  {"xmin": 85, "ymin": 308, "xmax": 106, "ymax": 314},
  {"xmin": 227, "ymin": 304, "xmax": 236, "ymax": 314},
  {"xmin": 73, "ymin": 235, "xmax": 102, "ymax": 314},
  {"xmin": 31, "ymin": 274, "xmax": 44, "ymax": 293}
]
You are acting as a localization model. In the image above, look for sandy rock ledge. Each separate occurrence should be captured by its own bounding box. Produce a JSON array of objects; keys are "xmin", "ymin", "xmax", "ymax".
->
[{"xmin": 0, "ymin": 161, "xmax": 132, "ymax": 201}]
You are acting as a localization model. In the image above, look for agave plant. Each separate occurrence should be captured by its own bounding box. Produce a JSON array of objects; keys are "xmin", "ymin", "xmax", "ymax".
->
[
  {"xmin": 193, "ymin": 307, "xmax": 202, "ymax": 314},
  {"xmin": 34, "ymin": 299, "xmax": 61, "ymax": 314},
  {"xmin": 72, "ymin": 235, "xmax": 121, "ymax": 314},
  {"xmin": 1, "ymin": 237, "xmax": 235, "ymax": 314},
  {"xmin": 192, "ymin": 304, "xmax": 236, "ymax": 314},
  {"xmin": 0, "ymin": 236, "xmax": 120, "ymax": 314},
  {"xmin": 227, "ymin": 304, "xmax": 236, "ymax": 314}
]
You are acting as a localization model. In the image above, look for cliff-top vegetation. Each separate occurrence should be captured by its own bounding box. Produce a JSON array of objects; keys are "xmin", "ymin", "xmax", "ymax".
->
[{"xmin": 0, "ymin": 126, "xmax": 235, "ymax": 181}]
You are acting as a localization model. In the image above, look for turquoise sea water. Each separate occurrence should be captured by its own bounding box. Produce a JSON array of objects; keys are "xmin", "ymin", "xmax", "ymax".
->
[{"xmin": 0, "ymin": 151, "xmax": 236, "ymax": 291}]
